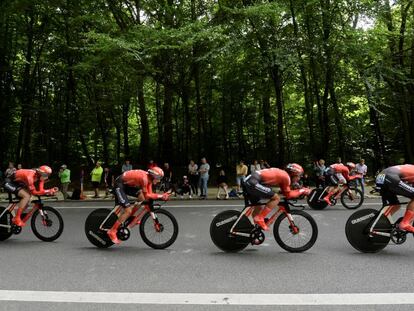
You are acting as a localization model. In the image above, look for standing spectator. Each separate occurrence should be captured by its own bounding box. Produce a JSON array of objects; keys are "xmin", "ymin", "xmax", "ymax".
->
[
  {"xmin": 122, "ymin": 159, "xmax": 133, "ymax": 173},
  {"xmin": 103, "ymin": 167, "xmax": 114, "ymax": 198},
  {"xmin": 188, "ymin": 160, "xmax": 199, "ymax": 196},
  {"xmin": 17, "ymin": 164, "xmax": 22, "ymax": 170},
  {"xmin": 216, "ymin": 169, "xmax": 229, "ymax": 200},
  {"xmin": 313, "ymin": 159, "xmax": 326, "ymax": 188},
  {"xmin": 91, "ymin": 161, "xmax": 103, "ymax": 198},
  {"xmin": 250, "ymin": 160, "xmax": 261, "ymax": 174},
  {"xmin": 198, "ymin": 157, "xmax": 210, "ymax": 199},
  {"xmin": 58, "ymin": 164, "xmax": 71, "ymax": 200},
  {"xmin": 4, "ymin": 162, "xmax": 16, "ymax": 202},
  {"xmin": 259, "ymin": 159, "xmax": 270, "ymax": 169},
  {"xmin": 236, "ymin": 160, "xmax": 248, "ymax": 194},
  {"xmin": 356, "ymin": 158, "xmax": 368, "ymax": 194}
]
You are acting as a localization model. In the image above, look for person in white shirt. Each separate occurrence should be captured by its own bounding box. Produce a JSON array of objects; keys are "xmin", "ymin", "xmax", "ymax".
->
[
  {"xmin": 250, "ymin": 160, "xmax": 261, "ymax": 174},
  {"xmin": 355, "ymin": 158, "xmax": 368, "ymax": 194}
]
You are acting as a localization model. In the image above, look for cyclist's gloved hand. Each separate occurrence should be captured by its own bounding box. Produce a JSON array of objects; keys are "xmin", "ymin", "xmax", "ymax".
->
[
  {"xmin": 299, "ymin": 188, "xmax": 311, "ymax": 196},
  {"xmin": 160, "ymin": 193, "xmax": 170, "ymax": 201}
]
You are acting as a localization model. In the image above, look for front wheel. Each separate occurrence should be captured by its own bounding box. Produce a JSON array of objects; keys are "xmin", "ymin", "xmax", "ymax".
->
[
  {"xmin": 341, "ymin": 187, "xmax": 364, "ymax": 209},
  {"xmin": 0, "ymin": 207, "xmax": 13, "ymax": 241},
  {"xmin": 140, "ymin": 209, "xmax": 178, "ymax": 249},
  {"xmin": 273, "ymin": 210, "xmax": 318, "ymax": 253},
  {"xmin": 31, "ymin": 206, "xmax": 64, "ymax": 242},
  {"xmin": 345, "ymin": 208, "xmax": 391, "ymax": 253}
]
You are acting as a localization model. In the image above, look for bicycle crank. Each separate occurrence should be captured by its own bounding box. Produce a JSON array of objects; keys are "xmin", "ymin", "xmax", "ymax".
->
[
  {"xmin": 11, "ymin": 224, "xmax": 22, "ymax": 234},
  {"xmin": 390, "ymin": 228, "xmax": 407, "ymax": 245},
  {"xmin": 117, "ymin": 227, "xmax": 131, "ymax": 241},
  {"xmin": 250, "ymin": 228, "xmax": 265, "ymax": 245}
]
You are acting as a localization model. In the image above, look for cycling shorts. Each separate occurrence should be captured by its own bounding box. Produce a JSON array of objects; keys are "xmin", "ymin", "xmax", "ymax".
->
[
  {"xmin": 243, "ymin": 172, "xmax": 275, "ymax": 205},
  {"xmin": 325, "ymin": 169, "xmax": 346, "ymax": 186},
  {"xmin": 3, "ymin": 178, "xmax": 26, "ymax": 196},
  {"xmin": 113, "ymin": 177, "xmax": 140, "ymax": 207},
  {"xmin": 376, "ymin": 173, "xmax": 414, "ymax": 205}
]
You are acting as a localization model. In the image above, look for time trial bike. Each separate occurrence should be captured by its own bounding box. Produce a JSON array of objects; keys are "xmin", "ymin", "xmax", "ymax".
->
[
  {"xmin": 345, "ymin": 188, "xmax": 411, "ymax": 253},
  {"xmin": 210, "ymin": 192, "xmax": 318, "ymax": 253},
  {"xmin": 307, "ymin": 180, "xmax": 363, "ymax": 210},
  {"xmin": 85, "ymin": 199, "xmax": 178, "ymax": 249},
  {"xmin": 0, "ymin": 196, "xmax": 64, "ymax": 242}
]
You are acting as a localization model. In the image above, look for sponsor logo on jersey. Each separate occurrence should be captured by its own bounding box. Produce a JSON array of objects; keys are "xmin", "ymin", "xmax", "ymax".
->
[
  {"xmin": 255, "ymin": 183, "xmax": 272, "ymax": 193},
  {"xmin": 351, "ymin": 213, "xmax": 376, "ymax": 225},
  {"xmin": 398, "ymin": 181, "xmax": 414, "ymax": 193}
]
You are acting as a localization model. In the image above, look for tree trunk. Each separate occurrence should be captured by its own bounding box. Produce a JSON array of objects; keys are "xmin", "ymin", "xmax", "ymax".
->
[
  {"xmin": 162, "ymin": 84, "xmax": 174, "ymax": 162},
  {"xmin": 270, "ymin": 65, "xmax": 285, "ymax": 166},
  {"xmin": 137, "ymin": 78, "xmax": 150, "ymax": 163}
]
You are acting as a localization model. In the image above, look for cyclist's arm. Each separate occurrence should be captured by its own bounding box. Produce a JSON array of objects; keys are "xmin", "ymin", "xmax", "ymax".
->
[
  {"xmin": 142, "ymin": 180, "xmax": 164, "ymax": 200},
  {"xmin": 31, "ymin": 178, "xmax": 46, "ymax": 195}
]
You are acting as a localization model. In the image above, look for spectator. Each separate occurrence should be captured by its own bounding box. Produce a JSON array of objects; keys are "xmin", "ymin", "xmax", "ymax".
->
[
  {"xmin": 314, "ymin": 159, "xmax": 326, "ymax": 188},
  {"xmin": 250, "ymin": 160, "xmax": 261, "ymax": 174},
  {"xmin": 259, "ymin": 159, "xmax": 270, "ymax": 169},
  {"xmin": 122, "ymin": 159, "xmax": 133, "ymax": 173},
  {"xmin": 356, "ymin": 158, "xmax": 368, "ymax": 194},
  {"xmin": 216, "ymin": 169, "xmax": 229, "ymax": 200},
  {"xmin": 188, "ymin": 160, "xmax": 199, "ymax": 196},
  {"xmin": 17, "ymin": 163, "xmax": 22, "ymax": 170},
  {"xmin": 91, "ymin": 161, "xmax": 103, "ymax": 198},
  {"xmin": 177, "ymin": 175, "xmax": 192, "ymax": 199},
  {"xmin": 336, "ymin": 157, "xmax": 342, "ymax": 164},
  {"xmin": 198, "ymin": 157, "xmax": 210, "ymax": 199},
  {"xmin": 58, "ymin": 164, "xmax": 71, "ymax": 200},
  {"xmin": 236, "ymin": 160, "xmax": 248, "ymax": 193},
  {"xmin": 5, "ymin": 162, "xmax": 16, "ymax": 202},
  {"xmin": 103, "ymin": 167, "xmax": 115, "ymax": 198}
]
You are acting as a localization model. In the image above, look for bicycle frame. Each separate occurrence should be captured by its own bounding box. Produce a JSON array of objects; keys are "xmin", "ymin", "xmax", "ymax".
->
[
  {"xmin": 366, "ymin": 202, "xmax": 409, "ymax": 238},
  {"xmin": 314, "ymin": 183, "xmax": 354, "ymax": 202},
  {"xmin": 0, "ymin": 198, "xmax": 43, "ymax": 230},
  {"xmin": 98, "ymin": 200, "xmax": 159, "ymax": 232},
  {"xmin": 229, "ymin": 201, "xmax": 296, "ymax": 238}
]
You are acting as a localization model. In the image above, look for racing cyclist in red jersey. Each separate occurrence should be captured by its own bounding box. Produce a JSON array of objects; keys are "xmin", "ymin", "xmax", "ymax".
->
[
  {"xmin": 244, "ymin": 163, "xmax": 311, "ymax": 231},
  {"xmin": 323, "ymin": 162, "xmax": 362, "ymax": 206},
  {"xmin": 107, "ymin": 167, "xmax": 170, "ymax": 244},
  {"xmin": 375, "ymin": 164, "xmax": 414, "ymax": 232},
  {"xmin": 3, "ymin": 165, "xmax": 58, "ymax": 227}
]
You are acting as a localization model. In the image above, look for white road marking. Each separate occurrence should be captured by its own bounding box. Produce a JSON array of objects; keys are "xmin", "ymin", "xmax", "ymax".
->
[
  {"xmin": 36, "ymin": 202, "xmax": 384, "ymax": 209},
  {"xmin": 0, "ymin": 291, "xmax": 413, "ymax": 305}
]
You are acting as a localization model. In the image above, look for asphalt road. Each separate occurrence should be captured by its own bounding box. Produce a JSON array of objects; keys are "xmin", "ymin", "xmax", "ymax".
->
[{"xmin": 1, "ymin": 198, "xmax": 414, "ymax": 310}]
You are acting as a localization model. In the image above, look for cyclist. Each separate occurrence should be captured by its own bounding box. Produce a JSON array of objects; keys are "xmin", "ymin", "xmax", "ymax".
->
[
  {"xmin": 107, "ymin": 167, "xmax": 170, "ymax": 244},
  {"xmin": 375, "ymin": 164, "xmax": 414, "ymax": 232},
  {"xmin": 3, "ymin": 165, "xmax": 58, "ymax": 227},
  {"xmin": 323, "ymin": 162, "xmax": 362, "ymax": 206},
  {"xmin": 244, "ymin": 163, "xmax": 311, "ymax": 231}
]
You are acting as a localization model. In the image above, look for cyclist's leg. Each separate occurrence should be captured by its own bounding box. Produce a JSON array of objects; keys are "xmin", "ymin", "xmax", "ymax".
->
[
  {"xmin": 385, "ymin": 176, "xmax": 414, "ymax": 232},
  {"xmin": 323, "ymin": 174, "xmax": 339, "ymax": 205},
  {"xmin": 108, "ymin": 181, "xmax": 135, "ymax": 244},
  {"xmin": 14, "ymin": 188, "xmax": 30, "ymax": 226},
  {"xmin": 245, "ymin": 174, "xmax": 276, "ymax": 230}
]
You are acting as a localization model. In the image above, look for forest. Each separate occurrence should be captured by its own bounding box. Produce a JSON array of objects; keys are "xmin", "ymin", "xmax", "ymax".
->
[{"xmin": 0, "ymin": 0, "xmax": 413, "ymax": 174}]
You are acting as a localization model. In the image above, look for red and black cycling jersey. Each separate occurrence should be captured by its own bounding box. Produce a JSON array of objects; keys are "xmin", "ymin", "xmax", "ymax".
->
[
  {"xmin": 376, "ymin": 165, "xmax": 414, "ymax": 204},
  {"xmin": 244, "ymin": 168, "xmax": 305, "ymax": 203},
  {"xmin": 113, "ymin": 170, "xmax": 160, "ymax": 207},
  {"xmin": 328, "ymin": 164, "xmax": 351, "ymax": 181},
  {"xmin": 11, "ymin": 169, "xmax": 47, "ymax": 195}
]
